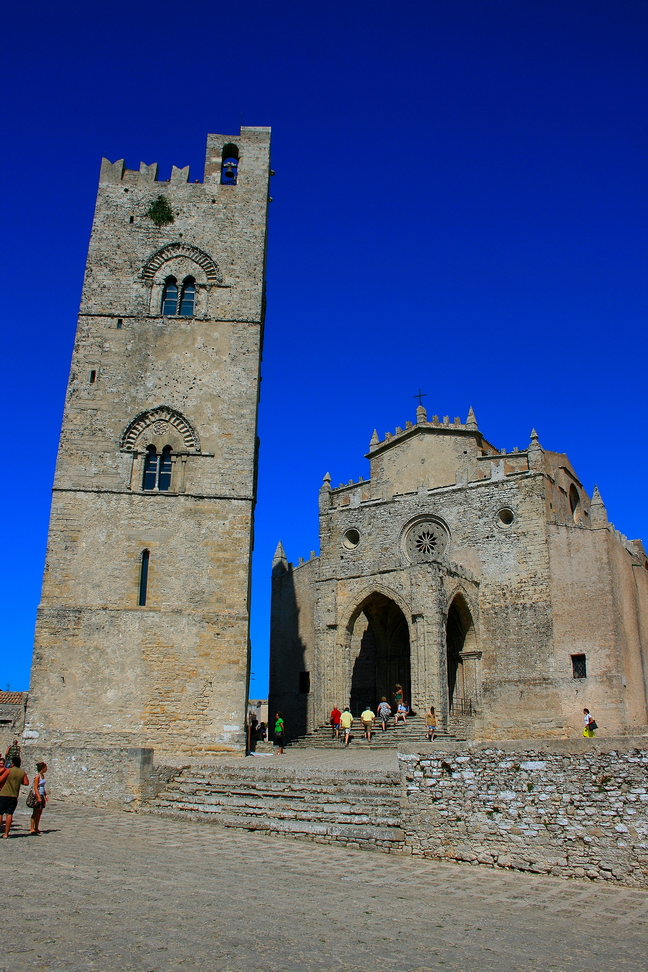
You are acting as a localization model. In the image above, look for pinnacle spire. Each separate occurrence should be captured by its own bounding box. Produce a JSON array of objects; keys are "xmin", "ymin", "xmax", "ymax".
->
[
  {"xmin": 272, "ymin": 540, "xmax": 288, "ymax": 572},
  {"xmin": 590, "ymin": 484, "xmax": 608, "ymax": 526},
  {"xmin": 466, "ymin": 406, "xmax": 478, "ymax": 429},
  {"xmin": 369, "ymin": 429, "xmax": 379, "ymax": 447}
]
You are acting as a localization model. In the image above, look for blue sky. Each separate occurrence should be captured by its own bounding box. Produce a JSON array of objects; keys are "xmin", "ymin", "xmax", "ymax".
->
[{"xmin": 1, "ymin": 1, "xmax": 646, "ymax": 695}]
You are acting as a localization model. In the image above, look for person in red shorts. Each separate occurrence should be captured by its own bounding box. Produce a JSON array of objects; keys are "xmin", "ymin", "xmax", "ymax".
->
[{"xmin": 330, "ymin": 705, "xmax": 342, "ymax": 740}]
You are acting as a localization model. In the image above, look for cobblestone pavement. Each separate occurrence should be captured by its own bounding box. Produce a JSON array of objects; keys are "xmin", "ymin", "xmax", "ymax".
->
[{"xmin": 1, "ymin": 804, "xmax": 646, "ymax": 972}]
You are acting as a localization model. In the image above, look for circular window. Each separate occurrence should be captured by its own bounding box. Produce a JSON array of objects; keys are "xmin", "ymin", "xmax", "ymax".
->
[
  {"xmin": 497, "ymin": 508, "xmax": 515, "ymax": 526},
  {"xmin": 405, "ymin": 520, "xmax": 448, "ymax": 563},
  {"xmin": 342, "ymin": 529, "xmax": 360, "ymax": 549}
]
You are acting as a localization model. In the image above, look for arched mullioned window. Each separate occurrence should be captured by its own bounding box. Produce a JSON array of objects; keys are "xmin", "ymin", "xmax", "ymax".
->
[
  {"xmin": 161, "ymin": 276, "xmax": 178, "ymax": 315},
  {"xmin": 161, "ymin": 275, "xmax": 196, "ymax": 317},
  {"xmin": 142, "ymin": 445, "xmax": 173, "ymax": 491},
  {"xmin": 221, "ymin": 143, "xmax": 239, "ymax": 185},
  {"xmin": 179, "ymin": 276, "xmax": 195, "ymax": 316}
]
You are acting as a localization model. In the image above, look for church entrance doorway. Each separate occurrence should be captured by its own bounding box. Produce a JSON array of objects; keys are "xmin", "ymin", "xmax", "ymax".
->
[
  {"xmin": 348, "ymin": 593, "xmax": 411, "ymax": 716},
  {"xmin": 446, "ymin": 593, "xmax": 478, "ymax": 715}
]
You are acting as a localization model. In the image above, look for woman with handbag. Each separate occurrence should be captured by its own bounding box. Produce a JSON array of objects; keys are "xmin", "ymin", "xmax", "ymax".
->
[
  {"xmin": 28, "ymin": 762, "xmax": 48, "ymax": 835},
  {"xmin": 583, "ymin": 708, "xmax": 597, "ymax": 738}
]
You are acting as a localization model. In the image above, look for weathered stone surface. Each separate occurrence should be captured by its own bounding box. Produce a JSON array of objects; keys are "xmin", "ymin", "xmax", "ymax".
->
[
  {"xmin": 270, "ymin": 411, "xmax": 648, "ymax": 742},
  {"xmin": 4, "ymin": 803, "xmax": 647, "ymax": 972},
  {"xmin": 399, "ymin": 739, "xmax": 648, "ymax": 887},
  {"xmin": 139, "ymin": 739, "xmax": 648, "ymax": 887},
  {"xmin": 25, "ymin": 128, "xmax": 271, "ymax": 769}
]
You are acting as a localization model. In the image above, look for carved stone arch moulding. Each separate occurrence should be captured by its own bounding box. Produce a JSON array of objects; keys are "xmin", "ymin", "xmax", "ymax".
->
[
  {"xmin": 140, "ymin": 243, "xmax": 222, "ymax": 283},
  {"xmin": 121, "ymin": 406, "xmax": 201, "ymax": 452},
  {"xmin": 444, "ymin": 584, "xmax": 478, "ymax": 624},
  {"xmin": 339, "ymin": 583, "xmax": 413, "ymax": 637}
]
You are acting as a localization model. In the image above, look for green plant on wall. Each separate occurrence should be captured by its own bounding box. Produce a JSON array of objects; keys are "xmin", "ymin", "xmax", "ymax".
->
[{"xmin": 147, "ymin": 195, "xmax": 175, "ymax": 227}]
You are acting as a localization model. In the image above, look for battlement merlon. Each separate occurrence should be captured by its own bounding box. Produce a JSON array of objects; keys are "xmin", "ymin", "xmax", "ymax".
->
[{"xmin": 99, "ymin": 126, "xmax": 272, "ymax": 186}]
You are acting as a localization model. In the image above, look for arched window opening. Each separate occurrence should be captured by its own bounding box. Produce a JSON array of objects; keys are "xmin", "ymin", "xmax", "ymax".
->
[
  {"xmin": 161, "ymin": 276, "xmax": 178, "ymax": 315},
  {"xmin": 158, "ymin": 446, "xmax": 173, "ymax": 491},
  {"xmin": 221, "ymin": 143, "xmax": 239, "ymax": 185},
  {"xmin": 569, "ymin": 484, "xmax": 582, "ymax": 524},
  {"xmin": 142, "ymin": 445, "xmax": 159, "ymax": 490},
  {"xmin": 138, "ymin": 550, "xmax": 150, "ymax": 606},
  {"xmin": 142, "ymin": 445, "xmax": 173, "ymax": 491},
  {"xmin": 446, "ymin": 594, "xmax": 479, "ymax": 717},
  {"xmin": 179, "ymin": 276, "xmax": 195, "ymax": 316}
]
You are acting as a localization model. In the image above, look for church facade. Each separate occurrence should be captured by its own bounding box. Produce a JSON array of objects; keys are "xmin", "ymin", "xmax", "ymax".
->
[
  {"xmin": 25, "ymin": 128, "xmax": 271, "ymax": 759},
  {"xmin": 270, "ymin": 406, "xmax": 648, "ymax": 740}
]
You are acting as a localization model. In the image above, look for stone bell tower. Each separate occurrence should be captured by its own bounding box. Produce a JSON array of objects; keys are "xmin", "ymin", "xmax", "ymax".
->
[{"xmin": 25, "ymin": 127, "xmax": 271, "ymax": 763}]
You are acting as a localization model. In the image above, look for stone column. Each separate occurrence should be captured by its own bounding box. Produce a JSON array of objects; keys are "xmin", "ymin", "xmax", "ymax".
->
[
  {"xmin": 411, "ymin": 613, "xmax": 444, "ymax": 719},
  {"xmin": 128, "ymin": 452, "xmax": 138, "ymax": 490},
  {"xmin": 178, "ymin": 456, "xmax": 188, "ymax": 493}
]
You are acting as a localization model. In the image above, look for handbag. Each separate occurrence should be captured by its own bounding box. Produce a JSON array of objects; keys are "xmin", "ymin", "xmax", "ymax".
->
[
  {"xmin": 589, "ymin": 720, "xmax": 598, "ymax": 731},
  {"xmin": 26, "ymin": 789, "xmax": 40, "ymax": 809}
]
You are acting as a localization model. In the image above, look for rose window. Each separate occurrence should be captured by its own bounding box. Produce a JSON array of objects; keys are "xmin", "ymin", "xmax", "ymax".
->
[
  {"xmin": 415, "ymin": 529, "xmax": 437, "ymax": 554},
  {"xmin": 406, "ymin": 520, "xmax": 448, "ymax": 563}
]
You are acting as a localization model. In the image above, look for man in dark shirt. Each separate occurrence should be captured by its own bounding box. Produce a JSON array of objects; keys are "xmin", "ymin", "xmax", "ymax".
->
[{"xmin": 0, "ymin": 756, "xmax": 29, "ymax": 838}]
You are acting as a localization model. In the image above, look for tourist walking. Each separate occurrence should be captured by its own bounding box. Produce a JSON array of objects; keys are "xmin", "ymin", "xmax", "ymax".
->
[
  {"xmin": 274, "ymin": 712, "xmax": 285, "ymax": 754},
  {"xmin": 377, "ymin": 698, "xmax": 391, "ymax": 731},
  {"xmin": 583, "ymin": 708, "xmax": 597, "ymax": 737},
  {"xmin": 330, "ymin": 705, "xmax": 342, "ymax": 739},
  {"xmin": 0, "ymin": 756, "xmax": 29, "ymax": 838},
  {"xmin": 340, "ymin": 707, "xmax": 353, "ymax": 747},
  {"xmin": 29, "ymin": 762, "xmax": 48, "ymax": 835},
  {"xmin": 360, "ymin": 705, "xmax": 375, "ymax": 742},
  {"xmin": 425, "ymin": 705, "xmax": 437, "ymax": 741},
  {"xmin": 3, "ymin": 739, "xmax": 20, "ymax": 769}
]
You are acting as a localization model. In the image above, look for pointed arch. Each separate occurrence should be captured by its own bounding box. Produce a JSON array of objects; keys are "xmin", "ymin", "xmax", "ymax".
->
[
  {"xmin": 446, "ymin": 591, "xmax": 480, "ymax": 714},
  {"xmin": 344, "ymin": 589, "xmax": 412, "ymax": 716},
  {"xmin": 339, "ymin": 583, "xmax": 412, "ymax": 634},
  {"xmin": 121, "ymin": 406, "xmax": 200, "ymax": 452},
  {"xmin": 140, "ymin": 243, "xmax": 222, "ymax": 283}
]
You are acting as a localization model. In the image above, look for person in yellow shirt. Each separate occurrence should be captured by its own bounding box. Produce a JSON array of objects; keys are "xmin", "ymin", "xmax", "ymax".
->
[
  {"xmin": 425, "ymin": 705, "xmax": 437, "ymax": 741},
  {"xmin": 339, "ymin": 707, "xmax": 353, "ymax": 747},
  {"xmin": 360, "ymin": 706, "xmax": 375, "ymax": 742}
]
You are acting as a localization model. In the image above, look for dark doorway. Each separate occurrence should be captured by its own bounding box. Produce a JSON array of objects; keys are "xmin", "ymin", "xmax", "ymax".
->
[
  {"xmin": 349, "ymin": 593, "xmax": 410, "ymax": 716},
  {"xmin": 446, "ymin": 594, "xmax": 476, "ymax": 710}
]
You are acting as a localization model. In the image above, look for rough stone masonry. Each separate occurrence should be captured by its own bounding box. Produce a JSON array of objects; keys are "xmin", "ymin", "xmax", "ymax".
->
[
  {"xmin": 270, "ymin": 407, "xmax": 648, "ymax": 742},
  {"xmin": 24, "ymin": 128, "xmax": 272, "ymax": 772},
  {"xmin": 399, "ymin": 739, "xmax": 648, "ymax": 888}
]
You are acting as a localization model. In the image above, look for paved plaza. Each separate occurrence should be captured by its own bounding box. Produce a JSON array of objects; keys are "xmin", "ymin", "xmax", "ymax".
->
[{"xmin": 0, "ymin": 803, "xmax": 646, "ymax": 972}]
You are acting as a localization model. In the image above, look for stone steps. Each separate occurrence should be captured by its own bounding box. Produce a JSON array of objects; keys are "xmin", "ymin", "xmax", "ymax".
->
[
  {"xmin": 142, "ymin": 764, "xmax": 406, "ymax": 851},
  {"xmin": 289, "ymin": 716, "xmax": 461, "ymax": 748}
]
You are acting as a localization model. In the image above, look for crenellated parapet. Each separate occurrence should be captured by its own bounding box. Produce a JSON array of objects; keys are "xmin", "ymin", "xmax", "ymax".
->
[
  {"xmin": 367, "ymin": 405, "xmax": 484, "ymax": 455},
  {"xmin": 99, "ymin": 126, "xmax": 273, "ymax": 187}
]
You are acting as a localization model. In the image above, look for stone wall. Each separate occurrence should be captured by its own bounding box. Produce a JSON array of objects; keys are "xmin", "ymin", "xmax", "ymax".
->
[
  {"xmin": 271, "ymin": 407, "xmax": 648, "ymax": 742},
  {"xmin": 399, "ymin": 738, "xmax": 648, "ymax": 888},
  {"xmin": 0, "ymin": 692, "xmax": 28, "ymax": 755},
  {"xmin": 27, "ymin": 127, "xmax": 271, "ymax": 758},
  {"xmin": 18, "ymin": 746, "xmax": 175, "ymax": 810}
]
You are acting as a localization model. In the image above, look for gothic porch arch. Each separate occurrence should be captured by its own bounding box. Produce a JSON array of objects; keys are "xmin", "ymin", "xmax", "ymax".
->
[{"xmin": 339, "ymin": 587, "xmax": 413, "ymax": 716}]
